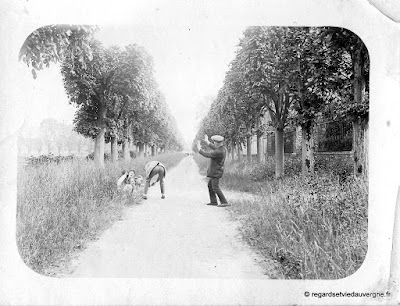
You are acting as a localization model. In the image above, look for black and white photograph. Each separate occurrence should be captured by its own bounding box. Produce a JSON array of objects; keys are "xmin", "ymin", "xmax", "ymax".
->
[{"xmin": 1, "ymin": 0, "xmax": 400, "ymax": 305}]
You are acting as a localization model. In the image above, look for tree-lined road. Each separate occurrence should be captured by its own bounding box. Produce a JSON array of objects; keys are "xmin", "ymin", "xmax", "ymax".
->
[{"xmin": 65, "ymin": 156, "xmax": 270, "ymax": 278}]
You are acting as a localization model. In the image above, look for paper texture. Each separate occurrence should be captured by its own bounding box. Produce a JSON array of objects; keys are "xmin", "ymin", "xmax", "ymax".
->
[{"xmin": 0, "ymin": 0, "xmax": 399, "ymax": 305}]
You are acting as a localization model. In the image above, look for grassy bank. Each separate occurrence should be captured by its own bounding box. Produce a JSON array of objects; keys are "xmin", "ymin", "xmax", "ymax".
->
[
  {"xmin": 17, "ymin": 152, "xmax": 185, "ymax": 275},
  {"xmin": 194, "ymin": 154, "xmax": 368, "ymax": 279}
]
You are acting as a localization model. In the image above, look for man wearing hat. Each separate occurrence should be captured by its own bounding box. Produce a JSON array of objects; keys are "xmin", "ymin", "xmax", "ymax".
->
[{"xmin": 197, "ymin": 134, "xmax": 230, "ymax": 207}]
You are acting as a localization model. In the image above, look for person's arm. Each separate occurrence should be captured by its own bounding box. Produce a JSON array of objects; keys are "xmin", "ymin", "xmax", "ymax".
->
[
  {"xmin": 207, "ymin": 142, "xmax": 217, "ymax": 150},
  {"xmin": 117, "ymin": 173, "xmax": 128, "ymax": 188},
  {"xmin": 203, "ymin": 135, "xmax": 217, "ymax": 150},
  {"xmin": 199, "ymin": 148, "xmax": 221, "ymax": 159}
]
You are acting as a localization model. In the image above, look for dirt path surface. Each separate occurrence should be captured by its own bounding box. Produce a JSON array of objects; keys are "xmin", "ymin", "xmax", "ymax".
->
[{"xmin": 68, "ymin": 156, "xmax": 270, "ymax": 278}]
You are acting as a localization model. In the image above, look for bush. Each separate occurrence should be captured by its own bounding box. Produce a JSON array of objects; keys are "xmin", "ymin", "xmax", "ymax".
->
[
  {"xmin": 85, "ymin": 152, "xmax": 111, "ymax": 161},
  {"xmin": 86, "ymin": 150, "xmax": 137, "ymax": 161},
  {"xmin": 315, "ymin": 155, "xmax": 353, "ymax": 181},
  {"xmin": 25, "ymin": 153, "xmax": 76, "ymax": 167}
]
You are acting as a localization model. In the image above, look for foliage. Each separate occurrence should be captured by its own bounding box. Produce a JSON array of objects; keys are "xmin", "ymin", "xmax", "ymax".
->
[
  {"xmin": 25, "ymin": 153, "xmax": 76, "ymax": 167},
  {"xmin": 195, "ymin": 26, "xmax": 369, "ymax": 178},
  {"xmin": 86, "ymin": 152, "xmax": 111, "ymax": 161},
  {"xmin": 19, "ymin": 24, "xmax": 98, "ymax": 79},
  {"xmin": 322, "ymin": 27, "xmax": 369, "ymax": 121},
  {"xmin": 61, "ymin": 40, "xmax": 183, "ymax": 158}
]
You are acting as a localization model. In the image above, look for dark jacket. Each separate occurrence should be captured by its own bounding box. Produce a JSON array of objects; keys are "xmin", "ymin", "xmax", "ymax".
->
[{"xmin": 199, "ymin": 143, "xmax": 226, "ymax": 178}]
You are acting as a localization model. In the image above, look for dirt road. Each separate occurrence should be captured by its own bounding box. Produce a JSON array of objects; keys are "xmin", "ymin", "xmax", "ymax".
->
[{"xmin": 68, "ymin": 156, "xmax": 270, "ymax": 278}]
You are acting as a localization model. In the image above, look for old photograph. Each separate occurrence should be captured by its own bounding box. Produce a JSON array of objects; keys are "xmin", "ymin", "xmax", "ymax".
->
[{"xmin": 1, "ymin": 0, "xmax": 400, "ymax": 305}]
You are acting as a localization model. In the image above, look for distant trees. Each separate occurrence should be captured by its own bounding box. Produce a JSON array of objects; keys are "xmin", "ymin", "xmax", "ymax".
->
[
  {"xmin": 18, "ymin": 119, "xmax": 92, "ymax": 156},
  {"xmin": 196, "ymin": 26, "xmax": 369, "ymax": 179},
  {"xmin": 20, "ymin": 25, "xmax": 184, "ymax": 167}
]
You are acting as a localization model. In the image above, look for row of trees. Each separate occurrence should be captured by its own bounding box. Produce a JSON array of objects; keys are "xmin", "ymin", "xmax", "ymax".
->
[
  {"xmin": 195, "ymin": 27, "xmax": 369, "ymax": 178},
  {"xmin": 18, "ymin": 119, "xmax": 93, "ymax": 156},
  {"xmin": 19, "ymin": 25, "xmax": 184, "ymax": 166}
]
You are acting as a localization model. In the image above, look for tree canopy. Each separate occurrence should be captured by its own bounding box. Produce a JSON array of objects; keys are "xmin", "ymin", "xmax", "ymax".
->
[
  {"xmin": 196, "ymin": 26, "xmax": 369, "ymax": 178},
  {"xmin": 20, "ymin": 24, "xmax": 184, "ymax": 166}
]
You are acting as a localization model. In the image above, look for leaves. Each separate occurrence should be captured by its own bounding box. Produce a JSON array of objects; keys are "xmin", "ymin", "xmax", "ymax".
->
[
  {"xmin": 61, "ymin": 38, "xmax": 183, "ymax": 151},
  {"xmin": 196, "ymin": 26, "xmax": 369, "ymax": 148},
  {"xmin": 19, "ymin": 24, "xmax": 98, "ymax": 79}
]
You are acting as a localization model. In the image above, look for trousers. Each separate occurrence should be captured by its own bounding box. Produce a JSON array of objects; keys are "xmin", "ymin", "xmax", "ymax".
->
[
  {"xmin": 144, "ymin": 165, "xmax": 165, "ymax": 195},
  {"xmin": 208, "ymin": 177, "xmax": 227, "ymax": 204}
]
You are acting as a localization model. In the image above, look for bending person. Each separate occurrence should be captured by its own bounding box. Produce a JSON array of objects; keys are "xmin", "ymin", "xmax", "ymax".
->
[
  {"xmin": 197, "ymin": 134, "xmax": 230, "ymax": 207},
  {"xmin": 143, "ymin": 161, "xmax": 166, "ymax": 200}
]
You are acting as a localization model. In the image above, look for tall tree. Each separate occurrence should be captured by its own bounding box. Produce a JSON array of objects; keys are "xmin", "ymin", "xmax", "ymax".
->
[
  {"xmin": 19, "ymin": 24, "xmax": 97, "ymax": 79},
  {"xmin": 238, "ymin": 27, "xmax": 298, "ymax": 178},
  {"xmin": 288, "ymin": 27, "xmax": 338, "ymax": 177},
  {"xmin": 61, "ymin": 40, "xmax": 118, "ymax": 167},
  {"xmin": 325, "ymin": 28, "xmax": 369, "ymax": 177}
]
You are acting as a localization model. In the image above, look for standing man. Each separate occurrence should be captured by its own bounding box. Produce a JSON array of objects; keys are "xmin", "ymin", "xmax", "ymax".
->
[
  {"xmin": 142, "ymin": 161, "xmax": 166, "ymax": 200},
  {"xmin": 197, "ymin": 135, "xmax": 230, "ymax": 207}
]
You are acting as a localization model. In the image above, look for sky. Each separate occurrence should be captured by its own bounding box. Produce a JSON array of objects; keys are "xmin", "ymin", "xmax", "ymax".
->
[
  {"xmin": 22, "ymin": 23, "xmax": 246, "ymax": 148},
  {"xmin": 96, "ymin": 24, "xmax": 245, "ymax": 147}
]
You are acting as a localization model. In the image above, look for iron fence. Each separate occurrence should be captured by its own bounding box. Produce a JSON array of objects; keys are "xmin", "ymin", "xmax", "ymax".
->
[
  {"xmin": 266, "ymin": 131, "xmax": 296, "ymax": 156},
  {"xmin": 265, "ymin": 120, "xmax": 353, "ymax": 155},
  {"xmin": 315, "ymin": 120, "xmax": 353, "ymax": 152}
]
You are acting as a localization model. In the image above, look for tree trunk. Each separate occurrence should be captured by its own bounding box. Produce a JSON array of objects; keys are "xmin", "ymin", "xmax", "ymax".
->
[
  {"xmin": 275, "ymin": 127, "xmax": 284, "ymax": 178},
  {"xmin": 301, "ymin": 122, "xmax": 315, "ymax": 178},
  {"xmin": 138, "ymin": 142, "xmax": 144, "ymax": 157},
  {"xmin": 122, "ymin": 121, "xmax": 131, "ymax": 162},
  {"xmin": 237, "ymin": 143, "xmax": 241, "ymax": 161},
  {"xmin": 94, "ymin": 130, "xmax": 105, "ymax": 167},
  {"xmin": 110, "ymin": 136, "xmax": 118, "ymax": 163},
  {"xmin": 256, "ymin": 116, "xmax": 263, "ymax": 163},
  {"xmin": 94, "ymin": 102, "xmax": 106, "ymax": 167},
  {"xmin": 144, "ymin": 143, "xmax": 148, "ymax": 157},
  {"xmin": 151, "ymin": 145, "xmax": 155, "ymax": 156},
  {"xmin": 352, "ymin": 45, "xmax": 368, "ymax": 178},
  {"xmin": 122, "ymin": 142, "xmax": 129, "ymax": 162},
  {"xmin": 257, "ymin": 132, "xmax": 263, "ymax": 163},
  {"xmin": 353, "ymin": 118, "xmax": 368, "ymax": 177},
  {"xmin": 231, "ymin": 143, "xmax": 235, "ymax": 160},
  {"xmin": 246, "ymin": 134, "xmax": 252, "ymax": 163}
]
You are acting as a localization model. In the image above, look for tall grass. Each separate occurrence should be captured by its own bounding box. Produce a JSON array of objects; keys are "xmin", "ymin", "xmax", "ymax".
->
[
  {"xmin": 194, "ymin": 153, "xmax": 368, "ymax": 279},
  {"xmin": 17, "ymin": 153, "xmax": 185, "ymax": 275}
]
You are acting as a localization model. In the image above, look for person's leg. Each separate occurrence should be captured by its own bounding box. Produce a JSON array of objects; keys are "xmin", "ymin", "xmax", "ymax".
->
[
  {"xmin": 207, "ymin": 178, "xmax": 218, "ymax": 205},
  {"xmin": 157, "ymin": 166, "xmax": 166, "ymax": 198},
  {"xmin": 143, "ymin": 179, "xmax": 150, "ymax": 199},
  {"xmin": 211, "ymin": 178, "xmax": 229, "ymax": 206},
  {"xmin": 143, "ymin": 166, "xmax": 165, "ymax": 199}
]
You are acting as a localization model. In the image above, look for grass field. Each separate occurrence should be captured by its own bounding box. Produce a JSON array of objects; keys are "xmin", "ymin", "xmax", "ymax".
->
[
  {"xmin": 17, "ymin": 152, "xmax": 185, "ymax": 275},
  {"xmin": 194, "ymin": 153, "xmax": 368, "ymax": 279}
]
